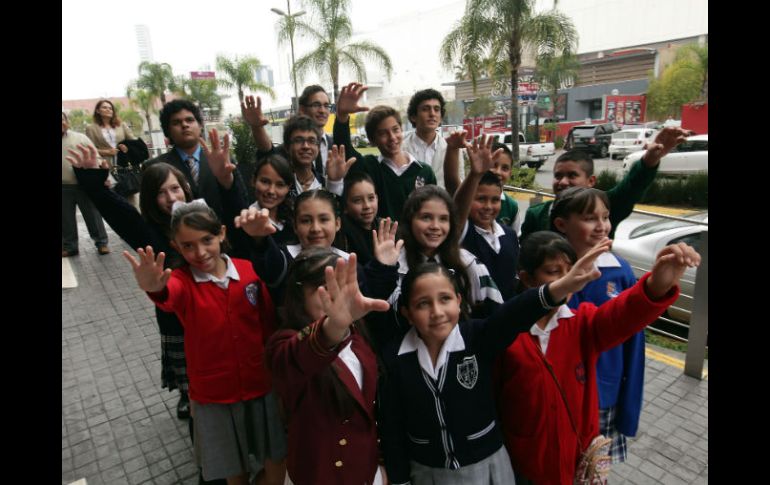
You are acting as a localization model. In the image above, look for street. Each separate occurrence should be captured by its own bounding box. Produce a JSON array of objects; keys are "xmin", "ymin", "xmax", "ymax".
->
[{"xmin": 531, "ymin": 150, "xmax": 627, "ymax": 191}]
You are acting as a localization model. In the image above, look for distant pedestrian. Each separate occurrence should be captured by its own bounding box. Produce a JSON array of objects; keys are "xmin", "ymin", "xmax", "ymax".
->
[{"xmin": 62, "ymin": 111, "xmax": 110, "ymax": 257}]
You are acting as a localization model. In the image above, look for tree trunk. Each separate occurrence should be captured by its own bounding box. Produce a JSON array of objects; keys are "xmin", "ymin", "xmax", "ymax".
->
[
  {"xmin": 332, "ymin": 61, "xmax": 340, "ymax": 105},
  {"xmin": 144, "ymin": 113, "xmax": 153, "ymax": 135},
  {"xmin": 509, "ymin": 35, "xmax": 522, "ymax": 164}
]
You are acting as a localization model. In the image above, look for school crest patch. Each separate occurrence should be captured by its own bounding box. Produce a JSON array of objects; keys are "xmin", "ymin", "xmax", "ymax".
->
[
  {"xmin": 414, "ymin": 176, "xmax": 426, "ymax": 189},
  {"xmin": 457, "ymin": 355, "xmax": 479, "ymax": 390},
  {"xmin": 244, "ymin": 282, "xmax": 260, "ymax": 306},
  {"xmin": 606, "ymin": 281, "xmax": 619, "ymax": 299},
  {"xmin": 575, "ymin": 362, "xmax": 586, "ymax": 384}
]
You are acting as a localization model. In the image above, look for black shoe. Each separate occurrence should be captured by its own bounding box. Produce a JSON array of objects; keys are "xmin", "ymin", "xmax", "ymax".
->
[{"xmin": 177, "ymin": 391, "xmax": 190, "ymax": 419}]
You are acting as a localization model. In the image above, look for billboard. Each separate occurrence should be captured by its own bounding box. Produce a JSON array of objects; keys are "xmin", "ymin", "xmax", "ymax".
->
[
  {"xmin": 605, "ymin": 94, "xmax": 646, "ymax": 125},
  {"xmin": 190, "ymin": 71, "xmax": 216, "ymax": 80}
]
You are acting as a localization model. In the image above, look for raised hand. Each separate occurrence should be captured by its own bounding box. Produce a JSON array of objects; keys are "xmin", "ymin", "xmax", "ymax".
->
[
  {"xmin": 234, "ymin": 207, "xmax": 277, "ymax": 238},
  {"xmin": 466, "ymin": 134, "xmax": 502, "ymax": 175},
  {"xmin": 548, "ymin": 238, "xmax": 612, "ymax": 301},
  {"xmin": 326, "ymin": 144, "xmax": 357, "ymax": 182},
  {"xmin": 445, "ymin": 130, "xmax": 469, "ymax": 150},
  {"xmin": 66, "ymin": 143, "xmax": 109, "ymax": 170},
  {"xmin": 646, "ymin": 242, "xmax": 701, "ymax": 299},
  {"xmin": 200, "ymin": 128, "xmax": 235, "ymax": 189},
  {"xmin": 123, "ymin": 246, "xmax": 172, "ymax": 293},
  {"xmin": 241, "ymin": 95, "xmax": 269, "ymax": 128},
  {"xmin": 336, "ymin": 82, "xmax": 369, "ymax": 121},
  {"xmin": 372, "ymin": 218, "xmax": 404, "ymax": 267},
  {"xmin": 643, "ymin": 127, "xmax": 689, "ymax": 166},
  {"xmin": 319, "ymin": 253, "xmax": 390, "ymax": 344}
]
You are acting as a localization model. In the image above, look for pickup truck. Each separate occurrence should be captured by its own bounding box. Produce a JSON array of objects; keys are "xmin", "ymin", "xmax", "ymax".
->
[{"xmin": 487, "ymin": 132, "xmax": 555, "ymax": 169}]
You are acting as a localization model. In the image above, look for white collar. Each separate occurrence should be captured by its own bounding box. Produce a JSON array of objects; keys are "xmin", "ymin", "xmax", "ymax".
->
[
  {"xmin": 293, "ymin": 173, "xmax": 322, "ymax": 194},
  {"xmin": 529, "ymin": 304, "xmax": 574, "ymax": 336},
  {"xmin": 473, "ymin": 220, "xmax": 505, "ymax": 239},
  {"xmin": 595, "ymin": 252, "xmax": 622, "ymax": 268},
  {"xmin": 190, "ymin": 254, "xmax": 240, "ymax": 284},
  {"xmin": 378, "ymin": 152, "xmax": 421, "ymax": 170},
  {"xmin": 396, "ymin": 249, "xmax": 445, "ymax": 275},
  {"xmin": 398, "ymin": 324, "xmax": 465, "ymax": 380},
  {"xmin": 286, "ymin": 243, "xmax": 349, "ymax": 260}
]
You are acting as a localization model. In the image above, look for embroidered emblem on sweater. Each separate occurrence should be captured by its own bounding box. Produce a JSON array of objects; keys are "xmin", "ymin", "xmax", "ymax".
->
[
  {"xmin": 606, "ymin": 281, "xmax": 619, "ymax": 299},
  {"xmin": 457, "ymin": 355, "xmax": 479, "ymax": 389},
  {"xmin": 296, "ymin": 324, "xmax": 313, "ymax": 341},
  {"xmin": 244, "ymin": 282, "xmax": 260, "ymax": 306},
  {"xmin": 414, "ymin": 176, "xmax": 426, "ymax": 189},
  {"xmin": 575, "ymin": 362, "xmax": 586, "ymax": 384}
]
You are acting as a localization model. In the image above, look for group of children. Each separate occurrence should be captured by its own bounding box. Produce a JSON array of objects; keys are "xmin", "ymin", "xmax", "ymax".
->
[{"xmin": 65, "ymin": 81, "xmax": 698, "ymax": 485}]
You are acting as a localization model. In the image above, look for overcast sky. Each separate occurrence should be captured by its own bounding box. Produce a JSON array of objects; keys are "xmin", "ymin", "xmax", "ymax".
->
[{"xmin": 62, "ymin": 0, "xmax": 462, "ymax": 103}]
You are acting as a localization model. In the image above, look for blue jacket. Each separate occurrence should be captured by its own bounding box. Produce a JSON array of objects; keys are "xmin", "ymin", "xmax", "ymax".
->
[{"xmin": 568, "ymin": 252, "xmax": 645, "ymax": 436}]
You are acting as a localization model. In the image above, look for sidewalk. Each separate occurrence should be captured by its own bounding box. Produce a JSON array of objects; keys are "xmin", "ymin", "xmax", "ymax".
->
[{"xmin": 62, "ymin": 213, "xmax": 707, "ymax": 485}]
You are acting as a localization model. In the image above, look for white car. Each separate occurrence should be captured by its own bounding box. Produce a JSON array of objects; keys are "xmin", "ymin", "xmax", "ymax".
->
[
  {"xmin": 608, "ymin": 128, "xmax": 658, "ymax": 160},
  {"xmin": 622, "ymin": 134, "xmax": 708, "ymax": 176},
  {"xmin": 612, "ymin": 212, "xmax": 708, "ymax": 325}
]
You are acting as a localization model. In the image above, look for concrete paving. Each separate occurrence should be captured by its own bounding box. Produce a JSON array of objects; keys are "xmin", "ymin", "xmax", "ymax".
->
[{"xmin": 62, "ymin": 212, "xmax": 707, "ymax": 485}]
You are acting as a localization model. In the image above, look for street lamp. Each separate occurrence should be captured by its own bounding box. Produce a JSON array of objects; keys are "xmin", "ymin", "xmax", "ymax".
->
[{"xmin": 271, "ymin": 1, "xmax": 305, "ymax": 114}]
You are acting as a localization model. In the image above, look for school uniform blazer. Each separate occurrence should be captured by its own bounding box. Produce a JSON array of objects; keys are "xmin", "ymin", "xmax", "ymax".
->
[
  {"xmin": 267, "ymin": 320, "xmax": 380, "ymax": 485},
  {"xmin": 378, "ymin": 285, "xmax": 557, "ymax": 484},
  {"xmin": 148, "ymin": 258, "xmax": 277, "ymax": 404},
  {"xmin": 496, "ymin": 274, "xmax": 678, "ymax": 485}
]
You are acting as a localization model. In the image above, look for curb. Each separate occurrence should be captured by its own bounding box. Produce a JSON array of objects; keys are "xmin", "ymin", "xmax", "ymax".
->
[{"xmin": 505, "ymin": 190, "xmax": 698, "ymax": 217}]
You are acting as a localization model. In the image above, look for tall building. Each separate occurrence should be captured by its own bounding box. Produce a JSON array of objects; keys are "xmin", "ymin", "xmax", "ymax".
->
[{"xmin": 135, "ymin": 25, "xmax": 154, "ymax": 63}]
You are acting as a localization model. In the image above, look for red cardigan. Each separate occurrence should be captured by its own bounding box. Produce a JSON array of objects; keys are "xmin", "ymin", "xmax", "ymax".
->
[
  {"xmin": 495, "ymin": 274, "xmax": 678, "ymax": 485},
  {"xmin": 149, "ymin": 258, "xmax": 276, "ymax": 404},
  {"xmin": 266, "ymin": 320, "xmax": 380, "ymax": 485}
]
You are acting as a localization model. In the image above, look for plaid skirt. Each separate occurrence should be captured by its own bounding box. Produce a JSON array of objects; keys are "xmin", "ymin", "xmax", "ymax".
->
[
  {"xmin": 599, "ymin": 406, "xmax": 627, "ymax": 463},
  {"xmin": 156, "ymin": 309, "xmax": 189, "ymax": 393}
]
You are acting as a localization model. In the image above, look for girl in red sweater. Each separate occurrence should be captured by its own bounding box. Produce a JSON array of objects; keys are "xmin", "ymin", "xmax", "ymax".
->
[
  {"xmin": 123, "ymin": 201, "xmax": 287, "ymax": 485},
  {"xmin": 495, "ymin": 231, "xmax": 700, "ymax": 485}
]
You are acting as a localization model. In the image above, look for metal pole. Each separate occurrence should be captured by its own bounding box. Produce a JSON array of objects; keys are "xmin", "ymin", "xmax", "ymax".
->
[
  {"xmin": 684, "ymin": 230, "xmax": 708, "ymax": 379},
  {"xmin": 288, "ymin": 0, "xmax": 299, "ymax": 114}
]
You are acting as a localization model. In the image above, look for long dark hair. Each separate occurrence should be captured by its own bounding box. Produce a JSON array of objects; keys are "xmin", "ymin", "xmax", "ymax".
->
[
  {"xmin": 168, "ymin": 202, "xmax": 230, "ymax": 268},
  {"xmin": 280, "ymin": 247, "xmax": 373, "ymax": 419},
  {"xmin": 399, "ymin": 185, "xmax": 471, "ymax": 314},
  {"xmin": 253, "ymin": 154, "xmax": 295, "ymax": 224},
  {"xmin": 139, "ymin": 162, "xmax": 193, "ymax": 231}
]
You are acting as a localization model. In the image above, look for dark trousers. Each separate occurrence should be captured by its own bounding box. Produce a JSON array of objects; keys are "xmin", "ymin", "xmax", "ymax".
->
[{"xmin": 62, "ymin": 184, "xmax": 108, "ymax": 251}]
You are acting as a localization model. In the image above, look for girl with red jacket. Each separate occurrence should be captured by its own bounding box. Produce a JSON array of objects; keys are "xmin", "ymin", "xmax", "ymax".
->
[
  {"xmin": 495, "ymin": 231, "xmax": 699, "ymax": 485},
  {"xmin": 123, "ymin": 201, "xmax": 287, "ymax": 485}
]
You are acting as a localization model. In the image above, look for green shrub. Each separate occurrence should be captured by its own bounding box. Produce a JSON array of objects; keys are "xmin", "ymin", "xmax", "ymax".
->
[
  {"xmin": 593, "ymin": 170, "xmax": 707, "ymax": 208},
  {"xmin": 227, "ymin": 119, "xmax": 259, "ymax": 201},
  {"xmin": 594, "ymin": 170, "xmax": 619, "ymax": 191},
  {"xmin": 509, "ymin": 167, "xmax": 536, "ymax": 189},
  {"xmin": 554, "ymin": 135, "xmax": 565, "ymax": 149}
]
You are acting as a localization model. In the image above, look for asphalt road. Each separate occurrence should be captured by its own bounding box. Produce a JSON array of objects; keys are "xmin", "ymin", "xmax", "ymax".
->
[{"xmin": 530, "ymin": 150, "xmax": 627, "ymax": 191}]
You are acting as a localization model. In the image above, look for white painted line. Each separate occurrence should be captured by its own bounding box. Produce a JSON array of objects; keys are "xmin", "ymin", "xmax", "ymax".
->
[
  {"xmin": 67, "ymin": 479, "xmax": 87, "ymax": 485},
  {"xmin": 62, "ymin": 257, "xmax": 78, "ymax": 288}
]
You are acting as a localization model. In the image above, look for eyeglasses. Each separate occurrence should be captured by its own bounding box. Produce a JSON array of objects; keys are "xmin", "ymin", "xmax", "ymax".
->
[
  {"xmin": 290, "ymin": 136, "xmax": 320, "ymax": 146},
  {"xmin": 306, "ymin": 102, "xmax": 332, "ymax": 110}
]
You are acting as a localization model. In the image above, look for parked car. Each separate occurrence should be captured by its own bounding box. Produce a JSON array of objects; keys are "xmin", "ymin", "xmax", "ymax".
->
[
  {"xmin": 622, "ymin": 134, "xmax": 708, "ymax": 176},
  {"xmin": 486, "ymin": 131, "xmax": 556, "ymax": 170},
  {"xmin": 565, "ymin": 123, "xmax": 619, "ymax": 158},
  {"xmin": 608, "ymin": 128, "xmax": 658, "ymax": 160},
  {"xmin": 352, "ymin": 133, "xmax": 369, "ymax": 148},
  {"xmin": 612, "ymin": 211, "xmax": 708, "ymax": 325}
]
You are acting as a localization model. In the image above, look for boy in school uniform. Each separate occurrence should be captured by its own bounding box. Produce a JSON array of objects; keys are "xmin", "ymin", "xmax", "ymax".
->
[
  {"xmin": 520, "ymin": 126, "xmax": 689, "ymax": 240},
  {"xmin": 329, "ymin": 82, "xmax": 437, "ymax": 222}
]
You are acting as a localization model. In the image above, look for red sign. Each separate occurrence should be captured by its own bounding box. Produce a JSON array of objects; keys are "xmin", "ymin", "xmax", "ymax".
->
[
  {"xmin": 605, "ymin": 95, "xmax": 646, "ymax": 125},
  {"xmin": 190, "ymin": 71, "xmax": 215, "ymax": 80}
]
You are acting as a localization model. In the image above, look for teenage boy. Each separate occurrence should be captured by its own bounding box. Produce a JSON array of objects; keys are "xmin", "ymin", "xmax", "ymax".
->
[
  {"xmin": 243, "ymin": 85, "xmax": 333, "ymax": 177},
  {"xmin": 453, "ymin": 135, "xmax": 520, "ymax": 300},
  {"xmin": 403, "ymin": 89, "xmax": 465, "ymax": 191},
  {"xmin": 520, "ymin": 126, "xmax": 688, "ymax": 240},
  {"xmin": 330, "ymin": 82, "xmax": 437, "ymax": 221}
]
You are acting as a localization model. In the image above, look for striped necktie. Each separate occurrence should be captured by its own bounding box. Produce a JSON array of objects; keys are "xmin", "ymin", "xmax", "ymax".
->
[{"xmin": 187, "ymin": 156, "xmax": 199, "ymax": 184}]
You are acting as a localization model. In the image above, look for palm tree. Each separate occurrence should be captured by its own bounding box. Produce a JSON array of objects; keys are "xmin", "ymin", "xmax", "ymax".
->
[
  {"xmin": 136, "ymin": 62, "xmax": 176, "ymax": 104},
  {"xmin": 441, "ymin": 0, "xmax": 578, "ymax": 161},
  {"xmin": 289, "ymin": 0, "xmax": 393, "ymax": 102},
  {"xmin": 113, "ymin": 102, "xmax": 145, "ymax": 134},
  {"xmin": 126, "ymin": 85, "xmax": 159, "ymax": 135},
  {"xmin": 675, "ymin": 43, "xmax": 708, "ymax": 101},
  {"xmin": 176, "ymin": 78, "xmax": 225, "ymax": 120},
  {"xmin": 215, "ymin": 55, "xmax": 275, "ymax": 104},
  {"xmin": 533, "ymin": 51, "xmax": 580, "ymax": 121}
]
